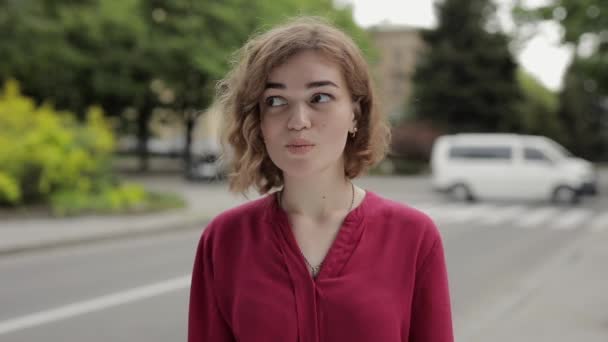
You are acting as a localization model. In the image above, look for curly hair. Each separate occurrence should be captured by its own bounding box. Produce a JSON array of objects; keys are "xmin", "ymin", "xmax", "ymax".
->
[{"xmin": 217, "ymin": 16, "xmax": 390, "ymax": 194}]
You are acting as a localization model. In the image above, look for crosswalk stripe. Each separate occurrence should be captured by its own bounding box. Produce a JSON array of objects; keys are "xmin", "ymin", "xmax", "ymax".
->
[
  {"xmin": 406, "ymin": 203, "xmax": 455, "ymax": 227},
  {"xmin": 552, "ymin": 209, "xmax": 594, "ymax": 230},
  {"xmin": 513, "ymin": 207, "xmax": 560, "ymax": 228},
  {"xmin": 441, "ymin": 204, "xmax": 496, "ymax": 223},
  {"xmin": 446, "ymin": 204, "xmax": 495, "ymax": 223},
  {"xmin": 590, "ymin": 212, "xmax": 608, "ymax": 232},
  {"xmin": 410, "ymin": 201, "xmax": 604, "ymax": 232},
  {"xmin": 478, "ymin": 205, "xmax": 528, "ymax": 226},
  {"xmin": 419, "ymin": 204, "xmax": 464, "ymax": 223},
  {"xmin": 463, "ymin": 204, "xmax": 508, "ymax": 223},
  {"xmin": 410, "ymin": 203, "xmax": 438, "ymax": 216}
]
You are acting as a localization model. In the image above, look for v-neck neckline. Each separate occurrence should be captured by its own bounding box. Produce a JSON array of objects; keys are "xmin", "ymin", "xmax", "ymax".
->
[{"xmin": 266, "ymin": 190, "xmax": 372, "ymax": 281}]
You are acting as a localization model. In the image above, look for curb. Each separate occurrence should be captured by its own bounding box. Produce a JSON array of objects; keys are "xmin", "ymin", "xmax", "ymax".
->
[{"xmin": 0, "ymin": 214, "xmax": 212, "ymax": 258}]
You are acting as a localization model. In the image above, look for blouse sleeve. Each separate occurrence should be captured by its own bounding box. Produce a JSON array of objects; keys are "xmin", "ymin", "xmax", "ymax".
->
[
  {"xmin": 188, "ymin": 229, "xmax": 235, "ymax": 342},
  {"xmin": 408, "ymin": 234, "xmax": 454, "ymax": 342}
]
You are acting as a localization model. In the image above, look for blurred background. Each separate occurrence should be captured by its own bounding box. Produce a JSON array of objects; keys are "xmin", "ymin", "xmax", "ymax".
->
[{"xmin": 0, "ymin": 0, "xmax": 607, "ymax": 341}]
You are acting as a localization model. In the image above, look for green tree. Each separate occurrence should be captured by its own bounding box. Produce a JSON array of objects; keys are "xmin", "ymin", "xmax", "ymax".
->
[
  {"xmin": 513, "ymin": 0, "xmax": 607, "ymax": 45},
  {"xmin": 0, "ymin": 0, "xmax": 370, "ymax": 172},
  {"xmin": 412, "ymin": 0, "xmax": 521, "ymax": 133},
  {"xmin": 515, "ymin": 69, "xmax": 563, "ymax": 139},
  {"xmin": 514, "ymin": 0, "xmax": 608, "ymax": 160},
  {"xmin": 558, "ymin": 57, "xmax": 608, "ymax": 160}
]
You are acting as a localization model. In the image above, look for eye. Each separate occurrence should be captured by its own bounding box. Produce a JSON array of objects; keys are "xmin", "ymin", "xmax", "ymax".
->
[
  {"xmin": 264, "ymin": 96, "xmax": 287, "ymax": 107},
  {"xmin": 311, "ymin": 93, "xmax": 333, "ymax": 104}
]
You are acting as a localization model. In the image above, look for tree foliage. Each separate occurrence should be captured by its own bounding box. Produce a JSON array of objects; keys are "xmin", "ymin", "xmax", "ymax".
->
[
  {"xmin": 0, "ymin": 0, "xmax": 371, "ymax": 170},
  {"xmin": 0, "ymin": 80, "xmax": 186, "ymax": 215},
  {"xmin": 412, "ymin": 0, "xmax": 521, "ymax": 133},
  {"xmin": 514, "ymin": 0, "xmax": 608, "ymax": 160},
  {"xmin": 513, "ymin": 0, "xmax": 607, "ymax": 45},
  {"xmin": 515, "ymin": 69, "xmax": 563, "ymax": 138}
]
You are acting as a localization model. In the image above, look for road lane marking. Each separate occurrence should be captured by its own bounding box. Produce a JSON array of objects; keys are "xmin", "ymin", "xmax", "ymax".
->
[
  {"xmin": 514, "ymin": 207, "xmax": 559, "ymax": 228},
  {"xmin": 553, "ymin": 209, "xmax": 593, "ymax": 230},
  {"xmin": 478, "ymin": 205, "xmax": 528, "ymax": 226},
  {"xmin": 410, "ymin": 201, "xmax": 603, "ymax": 232},
  {"xmin": 0, "ymin": 275, "xmax": 191, "ymax": 335},
  {"xmin": 590, "ymin": 212, "xmax": 608, "ymax": 233},
  {"xmin": 409, "ymin": 203, "xmax": 455, "ymax": 223},
  {"xmin": 431, "ymin": 204, "xmax": 476, "ymax": 223},
  {"xmin": 409, "ymin": 203, "xmax": 438, "ymax": 216},
  {"xmin": 448, "ymin": 204, "xmax": 496, "ymax": 223}
]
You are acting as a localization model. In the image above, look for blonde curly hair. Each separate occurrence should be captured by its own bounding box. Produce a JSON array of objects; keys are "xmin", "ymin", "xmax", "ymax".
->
[{"xmin": 217, "ymin": 16, "xmax": 390, "ymax": 194}]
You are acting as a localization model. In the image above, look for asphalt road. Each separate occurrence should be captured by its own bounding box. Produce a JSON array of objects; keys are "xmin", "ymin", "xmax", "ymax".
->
[
  {"xmin": 1, "ymin": 174, "xmax": 607, "ymax": 341},
  {"xmin": 0, "ymin": 230, "xmax": 198, "ymax": 341}
]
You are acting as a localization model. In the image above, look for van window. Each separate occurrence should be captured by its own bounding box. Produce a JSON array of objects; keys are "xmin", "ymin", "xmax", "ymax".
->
[
  {"xmin": 524, "ymin": 147, "xmax": 551, "ymax": 162},
  {"xmin": 449, "ymin": 146, "xmax": 512, "ymax": 160}
]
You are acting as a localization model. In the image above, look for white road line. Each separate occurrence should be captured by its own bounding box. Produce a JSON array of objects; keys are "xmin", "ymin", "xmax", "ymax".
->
[
  {"xmin": 514, "ymin": 207, "xmax": 560, "ymax": 228},
  {"xmin": 433, "ymin": 204, "xmax": 470, "ymax": 223},
  {"xmin": 448, "ymin": 204, "xmax": 496, "ymax": 223},
  {"xmin": 0, "ymin": 275, "xmax": 191, "ymax": 336},
  {"xmin": 417, "ymin": 203, "xmax": 523, "ymax": 225},
  {"xmin": 478, "ymin": 205, "xmax": 528, "ymax": 226},
  {"xmin": 590, "ymin": 212, "xmax": 608, "ymax": 233},
  {"xmin": 405, "ymin": 203, "xmax": 445, "ymax": 226},
  {"xmin": 409, "ymin": 203, "xmax": 437, "ymax": 216},
  {"xmin": 552, "ymin": 209, "xmax": 594, "ymax": 230}
]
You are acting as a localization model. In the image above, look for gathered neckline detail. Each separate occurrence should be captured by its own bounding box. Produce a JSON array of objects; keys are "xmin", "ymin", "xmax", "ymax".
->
[{"xmin": 265, "ymin": 190, "xmax": 374, "ymax": 279}]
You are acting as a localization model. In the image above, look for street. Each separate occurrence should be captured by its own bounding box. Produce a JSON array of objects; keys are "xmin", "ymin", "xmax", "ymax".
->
[{"xmin": 1, "ymin": 174, "xmax": 607, "ymax": 341}]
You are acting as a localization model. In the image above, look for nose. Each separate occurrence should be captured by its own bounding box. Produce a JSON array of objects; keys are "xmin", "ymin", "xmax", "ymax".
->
[{"xmin": 286, "ymin": 103, "xmax": 312, "ymax": 131}]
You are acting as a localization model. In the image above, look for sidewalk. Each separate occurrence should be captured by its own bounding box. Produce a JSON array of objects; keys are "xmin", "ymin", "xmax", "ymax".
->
[
  {"xmin": 0, "ymin": 174, "xmax": 430, "ymax": 256},
  {"xmin": 0, "ymin": 177, "xmax": 253, "ymax": 256}
]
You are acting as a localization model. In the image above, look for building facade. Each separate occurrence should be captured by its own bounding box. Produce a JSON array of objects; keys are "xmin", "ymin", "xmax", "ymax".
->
[{"xmin": 367, "ymin": 25, "xmax": 425, "ymax": 121}]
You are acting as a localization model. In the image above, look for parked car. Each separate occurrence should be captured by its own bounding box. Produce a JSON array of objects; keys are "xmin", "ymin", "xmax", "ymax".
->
[
  {"xmin": 186, "ymin": 152, "xmax": 228, "ymax": 181},
  {"xmin": 430, "ymin": 133, "xmax": 598, "ymax": 204},
  {"xmin": 185, "ymin": 137, "xmax": 234, "ymax": 181}
]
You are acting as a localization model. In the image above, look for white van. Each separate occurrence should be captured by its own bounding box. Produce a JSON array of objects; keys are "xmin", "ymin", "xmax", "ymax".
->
[{"xmin": 430, "ymin": 133, "xmax": 597, "ymax": 204}]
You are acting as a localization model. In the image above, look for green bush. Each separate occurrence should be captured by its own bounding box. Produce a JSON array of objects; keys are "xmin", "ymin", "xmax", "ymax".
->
[
  {"xmin": 50, "ymin": 182, "xmax": 145, "ymax": 216},
  {"xmin": 0, "ymin": 80, "xmax": 184, "ymax": 216}
]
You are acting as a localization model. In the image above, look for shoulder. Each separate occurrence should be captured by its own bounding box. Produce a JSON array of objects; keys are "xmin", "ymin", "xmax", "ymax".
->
[
  {"xmin": 363, "ymin": 191, "xmax": 442, "ymax": 258},
  {"xmin": 199, "ymin": 194, "xmax": 274, "ymax": 248},
  {"xmin": 365, "ymin": 191, "xmax": 439, "ymax": 238}
]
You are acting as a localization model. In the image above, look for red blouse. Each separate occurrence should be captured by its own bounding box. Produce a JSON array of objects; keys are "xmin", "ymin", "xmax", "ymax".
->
[{"xmin": 188, "ymin": 191, "xmax": 453, "ymax": 342}]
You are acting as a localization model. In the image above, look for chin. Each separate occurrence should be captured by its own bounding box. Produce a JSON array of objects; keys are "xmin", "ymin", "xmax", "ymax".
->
[{"xmin": 277, "ymin": 159, "xmax": 343, "ymax": 180}]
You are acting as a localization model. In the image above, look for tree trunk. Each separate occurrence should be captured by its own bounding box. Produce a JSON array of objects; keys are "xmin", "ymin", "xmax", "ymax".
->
[
  {"xmin": 183, "ymin": 114, "xmax": 195, "ymax": 174},
  {"xmin": 182, "ymin": 109, "xmax": 202, "ymax": 176},
  {"xmin": 136, "ymin": 108, "xmax": 152, "ymax": 173}
]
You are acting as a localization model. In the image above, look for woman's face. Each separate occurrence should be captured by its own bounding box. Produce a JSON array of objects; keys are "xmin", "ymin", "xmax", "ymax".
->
[{"xmin": 260, "ymin": 50, "xmax": 358, "ymax": 179}]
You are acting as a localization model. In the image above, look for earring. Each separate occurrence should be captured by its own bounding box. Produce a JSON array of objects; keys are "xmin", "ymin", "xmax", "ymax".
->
[{"xmin": 350, "ymin": 127, "xmax": 358, "ymax": 138}]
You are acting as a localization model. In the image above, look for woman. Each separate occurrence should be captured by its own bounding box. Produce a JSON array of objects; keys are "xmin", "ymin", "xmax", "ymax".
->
[{"xmin": 188, "ymin": 16, "xmax": 453, "ymax": 342}]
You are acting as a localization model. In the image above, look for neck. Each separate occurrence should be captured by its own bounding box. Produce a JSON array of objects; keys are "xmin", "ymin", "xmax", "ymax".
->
[{"xmin": 280, "ymin": 167, "xmax": 353, "ymax": 220}]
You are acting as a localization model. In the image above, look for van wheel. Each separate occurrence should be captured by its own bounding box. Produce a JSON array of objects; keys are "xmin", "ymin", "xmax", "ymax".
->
[
  {"xmin": 450, "ymin": 184, "xmax": 475, "ymax": 202},
  {"xmin": 552, "ymin": 186, "xmax": 580, "ymax": 205}
]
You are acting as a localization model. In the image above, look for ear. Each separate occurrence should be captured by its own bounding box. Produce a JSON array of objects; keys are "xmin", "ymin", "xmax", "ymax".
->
[
  {"xmin": 352, "ymin": 99, "xmax": 361, "ymax": 118},
  {"xmin": 351, "ymin": 100, "xmax": 361, "ymax": 129}
]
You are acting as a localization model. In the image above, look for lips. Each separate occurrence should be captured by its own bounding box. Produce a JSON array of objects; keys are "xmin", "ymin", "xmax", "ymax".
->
[
  {"xmin": 286, "ymin": 138, "xmax": 314, "ymax": 148},
  {"xmin": 285, "ymin": 139, "xmax": 315, "ymax": 155}
]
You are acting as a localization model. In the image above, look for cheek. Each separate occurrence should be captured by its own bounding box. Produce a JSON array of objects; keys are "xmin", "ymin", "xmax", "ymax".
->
[
  {"xmin": 320, "ymin": 114, "xmax": 351, "ymax": 136},
  {"xmin": 260, "ymin": 117, "xmax": 273, "ymax": 138},
  {"xmin": 260, "ymin": 118, "xmax": 281, "ymax": 148}
]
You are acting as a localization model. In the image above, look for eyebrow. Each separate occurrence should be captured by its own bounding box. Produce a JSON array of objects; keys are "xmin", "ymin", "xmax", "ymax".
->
[{"xmin": 264, "ymin": 80, "xmax": 339, "ymax": 89}]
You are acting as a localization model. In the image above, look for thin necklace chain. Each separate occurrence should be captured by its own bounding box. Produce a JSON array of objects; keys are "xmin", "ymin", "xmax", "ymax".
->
[{"xmin": 278, "ymin": 182, "xmax": 355, "ymax": 277}]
